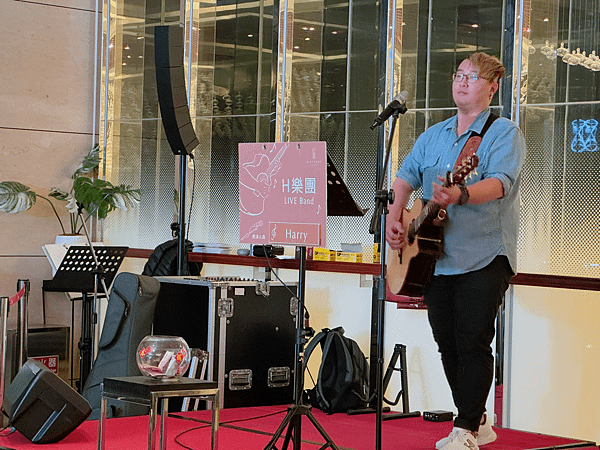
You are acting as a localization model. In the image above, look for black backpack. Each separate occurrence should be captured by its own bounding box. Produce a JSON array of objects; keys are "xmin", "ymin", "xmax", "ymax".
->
[
  {"xmin": 303, "ymin": 327, "xmax": 369, "ymax": 414},
  {"xmin": 142, "ymin": 238, "xmax": 202, "ymax": 276}
]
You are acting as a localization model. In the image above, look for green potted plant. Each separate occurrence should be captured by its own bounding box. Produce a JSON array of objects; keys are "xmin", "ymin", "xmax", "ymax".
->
[{"xmin": 0, "ymin": 144, "xmax": 140, "ymax": 238}]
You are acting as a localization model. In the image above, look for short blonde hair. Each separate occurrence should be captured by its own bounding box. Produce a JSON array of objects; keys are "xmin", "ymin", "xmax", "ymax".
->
[{"xmin": 467, "ymin": 52, "xmax": 505, "ymax": 83}]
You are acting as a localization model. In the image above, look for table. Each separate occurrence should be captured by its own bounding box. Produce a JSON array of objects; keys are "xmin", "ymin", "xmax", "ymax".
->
[{"xmin": 98, "ymin": 376, "xmax": 219, "ymax": 450}]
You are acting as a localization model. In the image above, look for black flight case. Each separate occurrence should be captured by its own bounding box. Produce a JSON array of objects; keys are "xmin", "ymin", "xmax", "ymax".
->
[{"xmin": 153, "ymin": 276, "xmax": 298, "ymax": 409}]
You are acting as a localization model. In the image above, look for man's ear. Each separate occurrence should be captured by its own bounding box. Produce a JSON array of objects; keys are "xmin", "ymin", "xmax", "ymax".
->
[{"xmin": 490, "ymin": 81, "xmax": 499, "ymax": 98}]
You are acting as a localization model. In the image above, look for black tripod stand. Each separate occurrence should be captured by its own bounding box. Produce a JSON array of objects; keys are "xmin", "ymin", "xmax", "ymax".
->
[
  {"xmin": 263, "ymin": 246, "xmax": 339, "ymax": 450},
  {"xmin": 263, "ymin": 154, "xmax": 365, "ymax": 450}
]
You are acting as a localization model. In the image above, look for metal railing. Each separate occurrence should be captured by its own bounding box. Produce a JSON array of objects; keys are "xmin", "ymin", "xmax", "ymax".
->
[{"xmin": 0, "ymin": 279, "xmax": 30, "ymax": 414}]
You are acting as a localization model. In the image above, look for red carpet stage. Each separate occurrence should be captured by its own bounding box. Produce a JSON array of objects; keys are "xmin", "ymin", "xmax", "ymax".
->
[{"xmin": 0, "ymin": 405, "xmax": 597, "ymax": 450}]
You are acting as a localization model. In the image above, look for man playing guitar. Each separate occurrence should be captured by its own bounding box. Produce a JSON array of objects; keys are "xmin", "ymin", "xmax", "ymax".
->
[{"xmin": 386, "ymin": 52, "xmax": 526, "ymax": 450}]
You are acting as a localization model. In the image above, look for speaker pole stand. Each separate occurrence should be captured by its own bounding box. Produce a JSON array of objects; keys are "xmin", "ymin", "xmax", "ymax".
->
[
  {"xmin": 263, "ymin": 247, "xmax": 339, "ymax": 450},
  {"xmin": 176, "ymin": 153, "xmax": 188, "ymax": 275},
  {"xmin": 154, "ymin": 25, "xmax": 200, "ymax": 274}
]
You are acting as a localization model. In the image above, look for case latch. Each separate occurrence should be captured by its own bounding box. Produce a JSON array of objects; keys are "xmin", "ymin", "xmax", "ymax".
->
[
  {"xmin": 218, "ymin": 298, "xmax": 234, "ymax": 317},
  {"xmin": 290, "ymin": 296, "xmax": 299, "ymax": 316},
  {"xmin": 267, "ymin": 366, "xmax": 291, "ymax": 388},
  {"xmin": 255, "ymin": 281, "xmax": 270, "ymax": 297},
  {"xmin": 228, "ymin": 369, "xmax": 252, "ymax": 390}
]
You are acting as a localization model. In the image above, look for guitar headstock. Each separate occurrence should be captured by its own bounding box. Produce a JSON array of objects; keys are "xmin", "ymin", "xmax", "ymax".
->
[{"xmin": 448, "ymin": 155, "xmax": 479, "ymax": 186}]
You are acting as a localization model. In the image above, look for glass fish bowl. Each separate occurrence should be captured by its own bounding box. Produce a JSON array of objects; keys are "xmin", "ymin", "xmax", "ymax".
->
[{"xmin": 136, "ymin": 335, "xmax": 191, "ymax": 380}]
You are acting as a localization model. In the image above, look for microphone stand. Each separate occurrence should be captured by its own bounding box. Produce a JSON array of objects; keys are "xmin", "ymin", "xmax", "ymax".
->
[
  {"xmin": 368, "ymin": 111, "xmax": 397, "ymax": 450},
  {"xmin": 366, "ymin": 104, "xmax": 416, "ymax": 450}
]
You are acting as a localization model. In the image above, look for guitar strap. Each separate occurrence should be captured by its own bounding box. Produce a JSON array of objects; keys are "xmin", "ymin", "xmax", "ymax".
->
[{"xmin": 453, "ymin": 113, "xmax": 499, "ymax": 170}]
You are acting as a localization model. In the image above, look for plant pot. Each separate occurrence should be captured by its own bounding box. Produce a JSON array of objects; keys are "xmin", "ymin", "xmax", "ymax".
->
[{"xmin": 55, "ymin": 234, "xmax": 87, "ymax": 245}]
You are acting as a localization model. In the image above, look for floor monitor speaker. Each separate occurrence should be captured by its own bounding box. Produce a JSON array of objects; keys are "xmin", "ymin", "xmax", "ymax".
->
[
  {"xmin": 1, "ymin": 359, "xmax": 92, "ymax": 444},
  {"xmin": 154, "ymin": 25, "xmax": 199, "ymax": 156}
]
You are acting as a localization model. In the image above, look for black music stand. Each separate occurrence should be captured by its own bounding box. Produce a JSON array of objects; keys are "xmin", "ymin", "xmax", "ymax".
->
[
  {"xmin": 43, "ymin": 245, "xmax": 127, "ymax": 391},
  {"xmin": 263, "ymin": 154, "xmax": 366, "ymax": 450},
  {"xmin": 326, "ymin": 153, "xmax": 368, "ymax": 217}
]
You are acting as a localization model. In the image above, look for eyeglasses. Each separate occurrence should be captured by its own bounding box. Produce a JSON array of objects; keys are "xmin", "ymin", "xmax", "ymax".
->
[{"xmin": 452, "ymin": 72, "xmax": 481, "ymax": 83}]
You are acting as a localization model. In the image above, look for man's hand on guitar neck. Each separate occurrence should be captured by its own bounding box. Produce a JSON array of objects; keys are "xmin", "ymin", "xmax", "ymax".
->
[
  {"xmin": 431, "ymin": 176, "xmax": 462, "ymax": 208},
  {"xmin": 432, "ymin": 176, "xmax": 505, "ymax": 207}
]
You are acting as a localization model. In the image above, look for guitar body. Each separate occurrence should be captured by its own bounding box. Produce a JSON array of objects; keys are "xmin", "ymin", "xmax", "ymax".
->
[
  {"xmin": 387, "ymin": 199, "xmax": 444, "ymax": 298},
  {"xmin": 386, "ymin": 155, "xmax": 479, "ymax": 298}
]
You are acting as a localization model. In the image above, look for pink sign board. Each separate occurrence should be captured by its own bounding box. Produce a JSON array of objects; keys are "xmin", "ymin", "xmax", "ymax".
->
[{"xmin": 239, "ymin": 142, "xmax": 327, "ymax": 246}]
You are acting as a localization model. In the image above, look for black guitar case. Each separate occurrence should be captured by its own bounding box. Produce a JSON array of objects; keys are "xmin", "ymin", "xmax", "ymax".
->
[{"xmin": 82, "ymin": 272, "xmax": 160, "ymax": 419}]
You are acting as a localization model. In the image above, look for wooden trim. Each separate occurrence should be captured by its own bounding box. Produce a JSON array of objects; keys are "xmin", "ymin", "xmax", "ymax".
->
[
  {"xmin": 126, "ymin": 248, "xmax": 600, "ymax": 291},
  {"xmin": 510, "ymin": 272, "xmax": 600, "ymax": 291},
  {"xmin": 127, "ymin": 248, "xmax": 381, "ymax": 275}
]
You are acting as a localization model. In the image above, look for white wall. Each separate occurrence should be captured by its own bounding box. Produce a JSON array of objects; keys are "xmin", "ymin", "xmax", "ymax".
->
[
  {"xmin": 0, "ymin": 0, "xmax": 99, "ymax": 384},
  {"xmin": 506, "ymin": 285, "xmax": 600, "ymax": 443}
]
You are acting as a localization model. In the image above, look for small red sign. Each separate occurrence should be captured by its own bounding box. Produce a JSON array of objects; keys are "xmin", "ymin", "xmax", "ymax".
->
[{"xmin": 31, "ymin": 356, "xmax": 59, "ymax": 374}]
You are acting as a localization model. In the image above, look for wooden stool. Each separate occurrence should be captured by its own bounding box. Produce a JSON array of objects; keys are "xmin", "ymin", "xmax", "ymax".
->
[{"xmin": 98, "ymin": 376, "xmax": 219, "ymax": 450}]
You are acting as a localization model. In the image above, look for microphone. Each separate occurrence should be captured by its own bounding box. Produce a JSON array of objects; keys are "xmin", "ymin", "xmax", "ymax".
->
[{"xmin": 370, "ymin": 90, "xmax": 409, "ymax": 129}]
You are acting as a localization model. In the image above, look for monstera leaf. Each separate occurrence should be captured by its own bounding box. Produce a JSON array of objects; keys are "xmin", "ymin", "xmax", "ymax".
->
[
  {"xmin": 73, "ymin": 177, "xmax": 140, "ymax": 220},
  {"xmin": 0, "ymin": 144, "xmax": 140, "ymax": 235},
  {"xmin": 71, "ymin": 144, "xmax": 101, "ymax": 179},
  {"xmin": 0, "ymin": 182, "xmax": 37, "ymax": 213}
]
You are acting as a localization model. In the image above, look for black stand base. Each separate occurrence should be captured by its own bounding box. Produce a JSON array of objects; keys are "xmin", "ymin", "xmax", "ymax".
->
[
  {"xmin": 347, "ymin": 343, "xmax": 420, "ymax": 420},
  {"xmin": 347, "ymin": 407, "xmax": 420, "ymax": 420},
  {"xmin": 346, "ymin": 406, "xmax": 391, "ymax": 416},
  {"xmin": 382, "ymin": 411, "xmax": 421, "ymax": 421},
  {"xmin": 263, "ymin": 404, "xmax": 340, "ymax": 450},
  {"xmin": 263, "ymin": 247, "xmax": 339, "ymax": 450}
]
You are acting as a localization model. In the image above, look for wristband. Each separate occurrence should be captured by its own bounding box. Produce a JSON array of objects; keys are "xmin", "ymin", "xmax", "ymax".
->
[{"xmin": 457, "ymin": 185, "xmax": 470, "ymax": 205}]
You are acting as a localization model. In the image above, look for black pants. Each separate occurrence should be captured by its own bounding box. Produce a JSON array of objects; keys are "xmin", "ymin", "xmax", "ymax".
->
[{"xmin": 424, "ymin": 255, "xmax": 512, "ymax": 432}]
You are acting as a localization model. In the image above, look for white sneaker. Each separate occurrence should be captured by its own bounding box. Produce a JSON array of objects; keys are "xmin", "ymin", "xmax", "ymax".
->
[
  {"xmin": 437, "ymin": 427, "xmax": 479, "ymax": 450},
  {"xmin": 435, "ymin": 414, "xmax": 496, "ymax": 449},
  {"xmin": 475, "ymin": 413, "xmax": 497, "ymax": 446}
]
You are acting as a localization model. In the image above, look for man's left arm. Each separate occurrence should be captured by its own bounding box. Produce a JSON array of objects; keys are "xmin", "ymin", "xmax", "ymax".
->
[{"xmin": 431, "ymin": 122, "xmax": 526, "ymax": 207}]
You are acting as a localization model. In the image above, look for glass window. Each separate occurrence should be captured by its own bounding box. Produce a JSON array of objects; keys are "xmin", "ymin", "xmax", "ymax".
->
[{"xmin": 101, "ymin": 0, "xmax": 600, "ymax": 276}]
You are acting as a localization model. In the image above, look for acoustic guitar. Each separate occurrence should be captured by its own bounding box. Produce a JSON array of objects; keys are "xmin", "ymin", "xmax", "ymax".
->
[{"xmin": 387, "ymin": 155, "xmax": 479, "ymax": 298}]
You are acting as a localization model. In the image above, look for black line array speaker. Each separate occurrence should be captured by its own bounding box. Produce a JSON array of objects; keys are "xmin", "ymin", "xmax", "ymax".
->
[
  {"xmin": 1, "ymin": 359, "xmax": 91, "ymax": 444},
  {"xmin": 154, "ymin": 25, "xmax": 199, "ymax": 156}
]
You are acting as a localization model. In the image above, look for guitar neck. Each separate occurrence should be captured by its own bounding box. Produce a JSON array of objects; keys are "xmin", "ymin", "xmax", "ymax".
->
[{"xmin": 407, "ymin": 156, "xmax": 478, "ymax": 241}]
